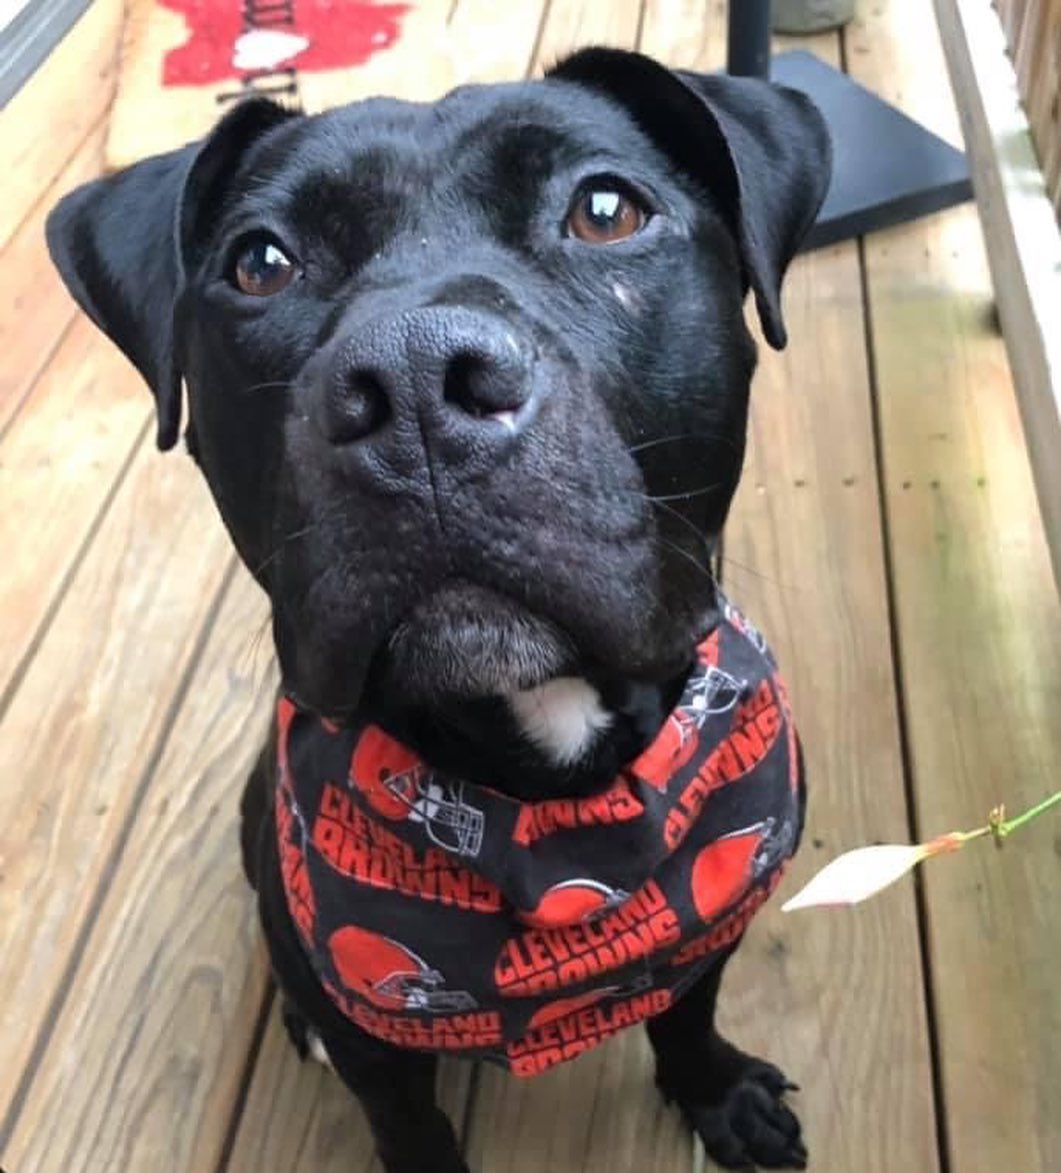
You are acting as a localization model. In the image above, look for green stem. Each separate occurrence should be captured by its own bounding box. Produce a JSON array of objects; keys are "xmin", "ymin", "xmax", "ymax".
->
[{"xmin": 998, "ymin": 789, "xmax": 1061, "ymax": 837}]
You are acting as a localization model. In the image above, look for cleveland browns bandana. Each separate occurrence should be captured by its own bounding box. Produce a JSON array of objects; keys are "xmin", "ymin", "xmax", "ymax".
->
[{"xmin": 276, "ymin": 602, "xmax": 801, "ymax": 1076}]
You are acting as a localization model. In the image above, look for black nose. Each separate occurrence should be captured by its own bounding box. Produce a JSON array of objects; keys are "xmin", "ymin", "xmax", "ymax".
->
[{"xmin": 321, "ymin": 307, "xmax": 536, "ymax": 458}]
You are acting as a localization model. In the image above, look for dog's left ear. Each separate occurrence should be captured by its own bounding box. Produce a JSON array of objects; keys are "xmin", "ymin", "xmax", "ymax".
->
[
  {"xmin": 549, "ymin": 48, "xmax": 832, "ymax": 349},
  {"xmin": 46, "ymin": 99, "xmax": 297, "ymax": 449}
]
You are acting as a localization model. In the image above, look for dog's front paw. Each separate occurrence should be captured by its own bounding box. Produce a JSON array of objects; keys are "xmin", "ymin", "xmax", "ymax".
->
[{"xmin": 666, "ymin": 1057, "xmax": 806, "ymax": 1170}]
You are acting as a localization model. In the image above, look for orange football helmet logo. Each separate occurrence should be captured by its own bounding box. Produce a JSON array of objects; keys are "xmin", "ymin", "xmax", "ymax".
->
[
  {"xmin": 690, "ymin": 817, "xmax": 790, "ymax": 922},
  {"xmin": 329, "ymin": 925, "xmax": 477, "ymax": 1013},
  {"xmin": 520, "ymin": 878, "xmax": 629, "ymax": 928},
  {"xmin": 350, "ymin": 725, "xmax": 485, "ymax": 857}
]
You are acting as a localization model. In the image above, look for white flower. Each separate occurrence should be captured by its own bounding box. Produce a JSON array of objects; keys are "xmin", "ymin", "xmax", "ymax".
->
[{"xmin": 782, "ymin": 836, "xmax": 963, "ymax": 912}]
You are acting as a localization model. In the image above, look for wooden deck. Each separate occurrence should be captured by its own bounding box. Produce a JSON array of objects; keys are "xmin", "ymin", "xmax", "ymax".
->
[{"xmin": 1, "ymin": 2, "xmax": 1058, "ymax": 1171}]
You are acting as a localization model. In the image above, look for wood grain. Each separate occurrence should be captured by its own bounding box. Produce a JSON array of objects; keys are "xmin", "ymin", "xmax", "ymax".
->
[
  {"xmin": 0, "ymin": 322, "xmax": 157, "ymax": 705},
  {"xmin": 467, "ymin": 1029, "xmax": 695, "ymax": 1173},
  {"xmin": 0, "ymin": 441, "xmax": 234, "ymax": 1126},
  {"xmin": 932, "ymin": 0, "xmax": 1061, "ymax": 587},
  {"xmin": 446, "ymin": 0, "xmax": 549, "ymax": 84},
  {"xmin": 992, "ymin": 0, "xmax": 1060, "ymax": 207},
  {"xmin": 2, "ymin": 563, "xmax": 273, "ymax": 1173},
  {"xmin": 715, "ymin": 247, "xmax": 941, "ymax": 1171},
  {"xmin": 0, "ymin": 0, "xmax": 122, "ymax": 249},
  {"xmin": 0, "ymin": 119, "xmax": 106, "ymax": 435},
  {"xmin": 531, "ymin": 0, "xmax": 645, "ymax": 73},
  {"xmin": 852, "ymin": 2, "xmax": 1061, "ymax": 1171},
  {"xmin": 105, "ymin": 0, "xmax": 210, "ymax": 167},
  {"xmin": 648, "ymin": 13, "xmax": 940, "ymax": 1173},
  {"xmin": 107, "ymin": 0, "xmax": 458, "ymax": 169},
  {"xmin": 299, "ymin": 0, "xmax": 459, "ymax": 111}
]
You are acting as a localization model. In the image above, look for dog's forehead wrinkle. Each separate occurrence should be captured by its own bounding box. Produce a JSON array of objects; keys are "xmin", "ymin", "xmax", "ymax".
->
[
  {"xmin": 217, "ymin": 92, "xmax": 707, "ymax": 285},
  {"xmin": 273, "ymin": 84, "xmax": 669, "ymax": 197}
]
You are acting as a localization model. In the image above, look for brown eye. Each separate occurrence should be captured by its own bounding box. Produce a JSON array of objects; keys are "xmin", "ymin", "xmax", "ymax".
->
[
  {"xmin": 566, "ymin": 186, "xmax": 647, "ymax": 244},
  {"xmin": 232, "ymin": 236, "xmax": 296, "ymax": 296}
]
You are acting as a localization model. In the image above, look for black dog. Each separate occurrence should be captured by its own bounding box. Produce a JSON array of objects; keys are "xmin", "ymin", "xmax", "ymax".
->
[{"xmin": 47, "ymin": 47, "xmax": 829, "ymax": 1172}]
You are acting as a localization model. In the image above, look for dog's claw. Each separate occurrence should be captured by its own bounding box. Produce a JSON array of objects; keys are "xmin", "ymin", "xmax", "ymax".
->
[{"xmin": 671, "ymin": 1061, "xmax": 806, "ymax": 1170}]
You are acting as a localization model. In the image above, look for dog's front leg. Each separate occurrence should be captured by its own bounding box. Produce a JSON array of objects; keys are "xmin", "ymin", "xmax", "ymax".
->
[
  {"xmin": 317, "ymin": 1026, "xmax": 470, "ymax": 1173},
  {"xmin": 646, "ymin": 944, "xmax": 806, "ymax": 1170},
  {"xmin": 239, "ymin": 731, "xmax": 275, "ymax": 891},
  {"xmin": 255, "ymin": 786, "xmax": 469, "ymax": 1173}
]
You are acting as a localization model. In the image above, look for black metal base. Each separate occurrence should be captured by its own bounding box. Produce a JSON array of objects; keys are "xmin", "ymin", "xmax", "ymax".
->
[{"xmin": 769, "ymin": 50, "xmax": 973, "ymax": 251}]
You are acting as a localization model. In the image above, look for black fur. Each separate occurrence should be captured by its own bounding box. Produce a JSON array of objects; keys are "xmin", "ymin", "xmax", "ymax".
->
[{"xmin": 47, "ymin": 47, "xmax": 829, "ymax": 1172}]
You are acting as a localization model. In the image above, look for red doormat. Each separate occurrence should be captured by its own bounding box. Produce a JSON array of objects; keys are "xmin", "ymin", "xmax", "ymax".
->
[{"xmin": 106, "ymin": 0, "xmax": 457, "ymax": 170}]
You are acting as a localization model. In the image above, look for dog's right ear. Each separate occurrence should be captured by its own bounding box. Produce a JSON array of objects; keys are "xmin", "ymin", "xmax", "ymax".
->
[
  {"xmin": 46, "ymin": 100, "xmax": 297, "ymax": 450},
  {"xmin": 549, "ymin": 49, "xmax": 831, "ymax": 350}
]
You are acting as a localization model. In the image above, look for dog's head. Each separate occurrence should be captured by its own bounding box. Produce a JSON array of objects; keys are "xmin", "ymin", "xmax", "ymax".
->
[{"xmin": 48, "ymin": 49, "xmax": 829, "ymax": 733}]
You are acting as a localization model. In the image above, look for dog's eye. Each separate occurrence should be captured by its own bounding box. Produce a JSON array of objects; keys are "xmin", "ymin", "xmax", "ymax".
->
[
  {"xmin": 566, "ymin": 186, "xmax": 647, "ymax": 244},
  {"xmin": 231, "ymin": 236, "xmax": 297, "ymax": 297}
]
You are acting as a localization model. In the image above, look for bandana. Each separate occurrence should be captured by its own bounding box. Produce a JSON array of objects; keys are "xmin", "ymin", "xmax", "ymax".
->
[{"xmin": 276, "ymin": 603, "xmax": 801, "ymax": 1076}]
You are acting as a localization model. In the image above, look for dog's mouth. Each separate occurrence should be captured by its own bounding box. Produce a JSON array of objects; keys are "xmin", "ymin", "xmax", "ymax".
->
[{"xmin": 375, "ymin": 580, "xmax": 577, "ymax": 704}]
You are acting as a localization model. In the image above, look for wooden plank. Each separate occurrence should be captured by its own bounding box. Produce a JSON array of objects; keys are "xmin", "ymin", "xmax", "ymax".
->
[
  {"xmin": 994, "ymin": 0, "xmax": 1020, "ymax": 49},
  {"xmin": 995, "ymin": 0, "xmax": 1061, "ymax": 201},
  {"xmin": 932, "ymin": 0, "xmax": 1061, "ymax": 587},
  {"xmin": 1, "ymin": 564, "xmax": 277, "ymax": 1173},
  {"xmin": 852, "ymin": 4, "xmax": 1061, "ymax": 1173},
  {"xmin": 1025, "ymin": 0, "xmax": 1060, "ymax": 207},
  {"xmin": 0, "ymin": 439, "xmax": 234, "ymax": 1126},
  {"xmin": 466, "ymin": 1031, "xmax": 694, "ymax": 1173},
  {"xmin": 0, "ymin": 0, "xmax": 121, "ymax": 249},
  {"xmin": 713, "ymin": 279, "xmax": 943, "ymax": 1161},
  {"xmin": 715, "ymin": 279, "xmax": 941, "ymax": 1168},
  {"xmin": 106, "ymin": 0, "xmax": 456, "ymax": 170},
  {"xmin": 0, "ymin": 118, "xmax": 106, "ymax": 434},
  {"xmin": 530, "ymin": 0, "xmax": 647, "ymax": 74},
  {"xmin": 299, "ymin": 0, "xmax": 457, "ymax": 108},
  {"xmin": 0, "ymin": 321, "xmax": 152, "ymax": 707},
  {"xmin": 1012, "ymin": 0, "xmax": 1040, "ymax": 91},
  {"xmin": 446, "ymin": 0, "xmax": 549, "ymax": 84},
  {"xmin": 639, "ymin": 13, "xmax": 939, "ymax": 1173}
]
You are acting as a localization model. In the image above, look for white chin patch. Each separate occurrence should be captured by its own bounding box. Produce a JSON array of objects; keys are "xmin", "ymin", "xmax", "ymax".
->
[{"xmin": 507, "ymin": 677, "xmax": 613, "ymax": 766}]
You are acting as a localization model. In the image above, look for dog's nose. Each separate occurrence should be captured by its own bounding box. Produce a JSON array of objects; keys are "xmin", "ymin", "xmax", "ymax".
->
[{"xmin": 321, "ymin": 307, "xmax": 535, "ymax": 452}]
